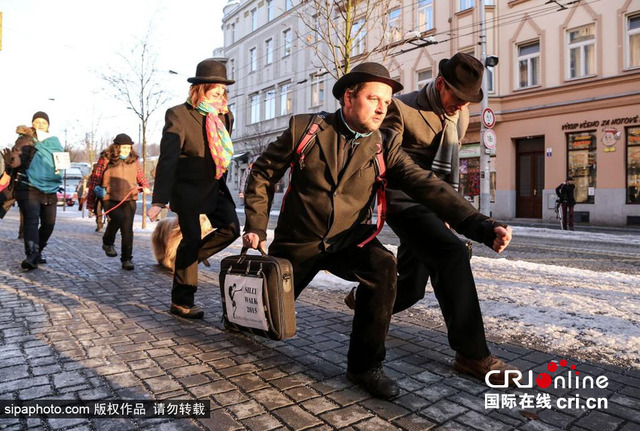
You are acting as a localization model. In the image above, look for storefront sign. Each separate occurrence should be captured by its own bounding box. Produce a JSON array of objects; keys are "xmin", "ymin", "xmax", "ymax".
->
[
  {"xmin": 601, "ymin": 127, "xmax": 621, "ymax": 153},
  {"xmin": 460, "ymin": 143, "xmax": 481, "ymax": 158},
  {"xmin": 562, "ymin": 115, "xmax": 639, "ymax": 131}
]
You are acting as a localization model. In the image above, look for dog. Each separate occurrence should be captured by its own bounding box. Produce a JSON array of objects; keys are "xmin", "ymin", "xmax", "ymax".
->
[{"xmin": 151, "ymin": 214, "xmax": 214, "ymax": 270}]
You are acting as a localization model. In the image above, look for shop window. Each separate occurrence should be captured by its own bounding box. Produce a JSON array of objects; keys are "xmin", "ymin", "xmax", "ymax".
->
[
  {"xmin": 458, "ymin": 144, "xmax": 495, "ymax": 209},
  {"xmin": 567, "ymin": 131, "xmax": 597, "ymax": 203},
  {"xmin": 627, "ymin": 126, "xmax": 640, "ymax": 203}
]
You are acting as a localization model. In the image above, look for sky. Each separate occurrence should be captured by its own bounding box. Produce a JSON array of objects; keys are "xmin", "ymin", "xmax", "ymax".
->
[{"xmin": 0, "ymin": 0, "xmax": 226, "ymax": 151}]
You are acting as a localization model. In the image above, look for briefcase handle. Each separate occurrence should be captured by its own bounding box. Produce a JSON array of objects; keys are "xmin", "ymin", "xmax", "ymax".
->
[{"xmin": 240, "ymin": 245, "xmax": 268, "ymax": 256}]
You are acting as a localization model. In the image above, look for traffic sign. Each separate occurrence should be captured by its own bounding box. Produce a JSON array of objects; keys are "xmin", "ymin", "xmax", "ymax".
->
[
  {"xmin": 483, "ymin": 129, "xmax": 497, "ymax": 150},
  {"xmin": 482, "ymin": 108, "xmax": 496, "ymax": 129}
]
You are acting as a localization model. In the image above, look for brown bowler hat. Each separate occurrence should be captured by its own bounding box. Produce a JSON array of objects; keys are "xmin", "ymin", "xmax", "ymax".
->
[
  {"xmin": 332, "ymin": 62, "xmax": 403, "ymax": 99},
  {"xmin": 438, "ymin": 53, "xmax": 484, "ymax": 103},
  {"xmin": 187, "ymin": 58, "xmax": 235, "ymax": 85}
]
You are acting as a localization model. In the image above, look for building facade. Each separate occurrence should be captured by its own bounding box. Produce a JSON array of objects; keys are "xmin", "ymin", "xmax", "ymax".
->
[{"xmin": 222, "ymin": 0, "xmax": 640, "ymax": 226}]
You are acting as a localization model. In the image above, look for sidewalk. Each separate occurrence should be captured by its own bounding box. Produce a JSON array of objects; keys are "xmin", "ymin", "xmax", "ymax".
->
[{"xmin": 0, "ymin": 210, "xmax": 638, "ymax": 430}]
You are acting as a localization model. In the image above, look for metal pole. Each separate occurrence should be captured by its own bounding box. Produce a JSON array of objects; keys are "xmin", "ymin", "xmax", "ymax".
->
[{"xmin": 479, "ymin": 0, "xmax": 491, "ymax": 215}]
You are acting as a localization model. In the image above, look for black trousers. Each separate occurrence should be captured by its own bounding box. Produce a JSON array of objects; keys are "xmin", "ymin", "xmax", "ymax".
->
[
  {"xmin": 172, "ymin": 192, "xmax": 239, "ymax": 307},
  {"xmin": 102, "ymin": 200, "xmax": 136, "ymax": 262},
  {"xmin": 387, "ymin": 205, "xmax": 490, "ymax": 359},
  {"xmin": 272, "ymin": 239, "xmax": 397, "ymax": 374},
  {"xmin": 16, "ymin": 188, "xmax": 57, "ymax": 256}
]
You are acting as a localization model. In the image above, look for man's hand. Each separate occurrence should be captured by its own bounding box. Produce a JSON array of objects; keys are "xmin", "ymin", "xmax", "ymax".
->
[
  {"xmin": 148, "ymin": 205, "xmax": 163, "ymax": 221},
  {"xmin": 493, "ymin": 226, "xmax": 512, "ymax": 253},
  {"xmin": 243, "ymin": 233, "xmax": 267, "ymax": 253}
]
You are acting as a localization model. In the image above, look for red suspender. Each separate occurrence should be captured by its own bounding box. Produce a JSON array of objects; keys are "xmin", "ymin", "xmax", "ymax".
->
[
  {"xmin": 281, "ymin": 118, "xmax": 321, "ymax": 212},
  {"xmin": 358, "ymin": 142, "xmax": 387, "ymax": 248}
]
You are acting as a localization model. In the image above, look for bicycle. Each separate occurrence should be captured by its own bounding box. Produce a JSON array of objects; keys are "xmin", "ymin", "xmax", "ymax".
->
[{"xmin": 554, "ymin": 199, "xmax": 564, "ymax": 230}]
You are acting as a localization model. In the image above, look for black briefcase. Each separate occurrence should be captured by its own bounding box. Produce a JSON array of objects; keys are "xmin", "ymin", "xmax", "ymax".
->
[{"xmin": 219, "ymin": 249, "xmax": 296, "ymax": 340}]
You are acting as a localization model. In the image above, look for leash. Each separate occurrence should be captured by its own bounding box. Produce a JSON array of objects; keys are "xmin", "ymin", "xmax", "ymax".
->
[{"xmin": 101, "ymin": 187, "xmax": 144, "ymax": 217}]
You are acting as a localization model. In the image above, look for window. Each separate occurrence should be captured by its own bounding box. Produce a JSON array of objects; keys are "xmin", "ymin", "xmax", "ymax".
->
[
  {"xmin": 285, "ymin": 0, "xmax": 293, "ymax": 11},
  {"xmin": 627, "ymin": 126, "xmax": 640, "ymax": 203},
  {"xmin": 249, "ymin": 93, "xmax": 260, "ymax": 124},
  {"xmin": 282, "ymin": 29, "xmax": 292, "ymax": 57},
  {"xmin": 267, "ymin": 0, "xmax": 273, "ymax": 21},
  {"xmin": 229, "ymin": 59, "xmax": 235, "ymax": 80},
  {"xmin": 626, "ymin": 13, "xmax": 640, "ymax": 69},
  {"xmin": 280, "ymin": 82, "xmax": 292, "ymax": 116},
  {"xmin": 311, "ymin": 74, "xmax": 325, "ymax": 107},
  {"xmin": 459, "ymin": 0, "xmax": 473, "ymax": 11},
  {"xmin": 249, "ymin": 47, "xmax": 257, "ymax": 72},
  {"xmin": 351, "ymin": 19, "xmax": 366, "ymax": 57},
  {"xmin": 417, "ymin": 0, "xmax": 434, "ymax": 33},
  {"xmin": 486, "ymin": 65, "xmax": 495, "ymax": 93},
  {"xmin": 416, "ymin": 69, "xmax": 432, "ymax": 90},
  {"xmin": 517, "ymin": 41, "xmax": 540, "ymax": 88},
  {"xmin": 486, "ymin": 0, "xmax": 495, "ymax": 4},
  {"xmin": 386, "ymin": 9, "xmax": 402, "ymax": 44},
  {"xmin": 228, "ymin": 103, "xmax": 236, "ymax": 119},
  {"xmin": 251, "ymin": 8, "xmax": 258, "ymax": 31},
  {"xmin": 567, "ymin": 131, "xmax": 597, "ymax": 204},
  {"xmin": 567, "ymin": 24, "xmax": 595, "ymax": 79},
  {"xmin": 230, "ymin": 23, "xmax": 235, "ymax": 44},
  {"xmin": 264, "ymin": 88, "xmax": 276, "ymax": 120},
  {"xmin": 265, "ymin": 39, "xmax": 273, "ymax": 64}
]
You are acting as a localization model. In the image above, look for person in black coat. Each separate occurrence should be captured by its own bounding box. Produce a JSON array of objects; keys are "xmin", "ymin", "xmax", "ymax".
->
[
  {"xmin": 556, "ymin": 176, "xmax": 576, "ymax": 230},
  {"xmin": 148, "ymin": 59, "xmax": 240, "ymax": 319}
]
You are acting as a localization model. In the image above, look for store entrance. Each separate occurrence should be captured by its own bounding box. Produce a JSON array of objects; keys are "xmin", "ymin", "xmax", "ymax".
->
[{"xmin": 516, "ymin": 137, "xmax": 544, "ymax": 218}]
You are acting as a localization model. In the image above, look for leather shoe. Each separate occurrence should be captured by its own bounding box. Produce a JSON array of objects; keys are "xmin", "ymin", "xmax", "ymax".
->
[
  {"xmin": 36, "ymin": 252, "xmax": 47, "ymax": 264},
  {"xmin": 347, "ymin": 366, "xmax": 399, "ymax": 399},
  {"xmin": 454, "ymin": 353, "xmax": 520, "ymax": 386},
  {"xmin": 102, "ymin": 244, "xmax": 117, "ymax": 257},
  {"xmin": 170, "ymin": 303, "xmax": 204, "ymax": 319},
  {"xmin": 121, "ymin": 260, "xmax": 135, "ymax": 271},
  {"xmin": 344, "ymin": 287, "xmax": 356, "ymax": 310}
]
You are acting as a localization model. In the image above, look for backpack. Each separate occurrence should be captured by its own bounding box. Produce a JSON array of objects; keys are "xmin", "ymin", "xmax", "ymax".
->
[{"xmin": 282, "ymin": 114, "xmax": 387, "ymax": 248}]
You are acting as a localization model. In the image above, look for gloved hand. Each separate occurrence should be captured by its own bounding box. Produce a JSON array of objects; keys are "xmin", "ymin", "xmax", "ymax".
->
[{"xmin": 94, "ymin": 186, "xmax": 106, "ymax": 199}]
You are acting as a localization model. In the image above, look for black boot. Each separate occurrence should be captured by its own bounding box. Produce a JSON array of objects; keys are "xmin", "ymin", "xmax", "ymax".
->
[{"xmin": 21, "ymin": 242, "xmax": 40, "ymax": 270}]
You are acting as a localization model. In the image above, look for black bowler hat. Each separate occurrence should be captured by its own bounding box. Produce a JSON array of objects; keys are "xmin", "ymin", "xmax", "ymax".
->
[
  {"xmin": 187, "ymin": 58, "xmax": 235, "ymax": 85},
  {"xmin": 332, "ymin": 62, "xmax": 403, "ymax": 99},
  {"xmin": 113, "ymin": 133, "xmax": 134, "ymax": 145},
  {"xmin": 438, "ymin": 53, "xmax": 484, "ymax": 103}
]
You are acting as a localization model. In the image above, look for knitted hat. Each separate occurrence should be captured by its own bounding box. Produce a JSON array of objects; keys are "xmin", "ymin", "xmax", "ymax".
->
[
  {"xmin": 32, "ymin": 111, "xmax": 50, "ymax": 125},
  {"xmin": 113, "ymin": 133, "xmax": 134, "ymax": 145}
]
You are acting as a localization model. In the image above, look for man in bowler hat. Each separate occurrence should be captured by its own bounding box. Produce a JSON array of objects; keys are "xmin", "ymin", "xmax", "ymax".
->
[
  {"xmin": 149, "ymin": 58, "xmax": 240, "ymax": 319},
  {"xmin": 242, "ymin": 62, "xmax": 512, "ymax": 398},
  {"xmin": 346, "ymin": 52, "xmax": 518, "ymax": 385}
]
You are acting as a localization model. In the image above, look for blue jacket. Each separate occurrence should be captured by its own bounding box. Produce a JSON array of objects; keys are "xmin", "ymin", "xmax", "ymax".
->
[{"xmin": 26, "ymin": 136, "xmax": 63, "ymax": 193}]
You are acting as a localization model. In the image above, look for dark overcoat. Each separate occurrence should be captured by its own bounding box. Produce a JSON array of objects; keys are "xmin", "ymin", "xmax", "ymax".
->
[
  {"xmin": 152, "ymin": 102, "xmax": 234, "ymax": 214},
  {"xmin": 382, "ymin": 91, "xmax": 470, "ymax": 214},
  {"xmin": 244, "ymin": 111, "xmax": 485, "ymax": 269}
]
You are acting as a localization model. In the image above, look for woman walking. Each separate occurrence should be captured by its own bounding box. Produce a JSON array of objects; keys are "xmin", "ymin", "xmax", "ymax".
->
[
  {"xmin": 10, "ymin": 111, "xmax": 63, "ymax": 270},
  {"xmin": 148, "ymin": 58, "xmax": 239, "ymax": 319},
  {"xmin": 86, "ymin": 134, "xmax": 150, "ymax": 270}
]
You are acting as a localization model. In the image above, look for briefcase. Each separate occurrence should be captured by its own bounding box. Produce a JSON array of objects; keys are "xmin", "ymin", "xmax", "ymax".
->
[{"xmin": 219, "ymin": 249, "xmax": 296, "ymax": 340}]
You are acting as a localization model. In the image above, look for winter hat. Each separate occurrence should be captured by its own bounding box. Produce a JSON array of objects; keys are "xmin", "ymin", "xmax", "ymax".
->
[
  {"xmin": 32, "ymin": 111, "xmax": 50, "ymax": 125},
  {"xmin": 113, "ymin": 133, "xmax": 134, "ymax": 145}
]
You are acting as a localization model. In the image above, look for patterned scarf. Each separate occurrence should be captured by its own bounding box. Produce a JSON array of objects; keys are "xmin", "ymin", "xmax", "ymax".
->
[
  {"xmin": 189, "ymin": 97, "xmax": 234, "ymax": 179},
  {"xmin": 425, "ymin": 79, "xmax": 460, "ymax": 191}
]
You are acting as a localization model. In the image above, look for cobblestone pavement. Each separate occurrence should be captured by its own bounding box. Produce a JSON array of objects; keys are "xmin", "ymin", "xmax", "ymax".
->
[{"xmin": 0, "ymin": 210, "xmax": 638, "ymax": 430}]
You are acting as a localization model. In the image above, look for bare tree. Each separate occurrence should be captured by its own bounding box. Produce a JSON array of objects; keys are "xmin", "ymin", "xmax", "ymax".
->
[
  {"xmin": 244, "ymin": 123, "xmax": 273, "ymax": 159},
  {"xmin": 101, "ymin": 28, "xmax": 170, "ymax": 228},
  {"xmin": 295, "ymin": 0, "xmax": 394, "ymax": 80}
]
